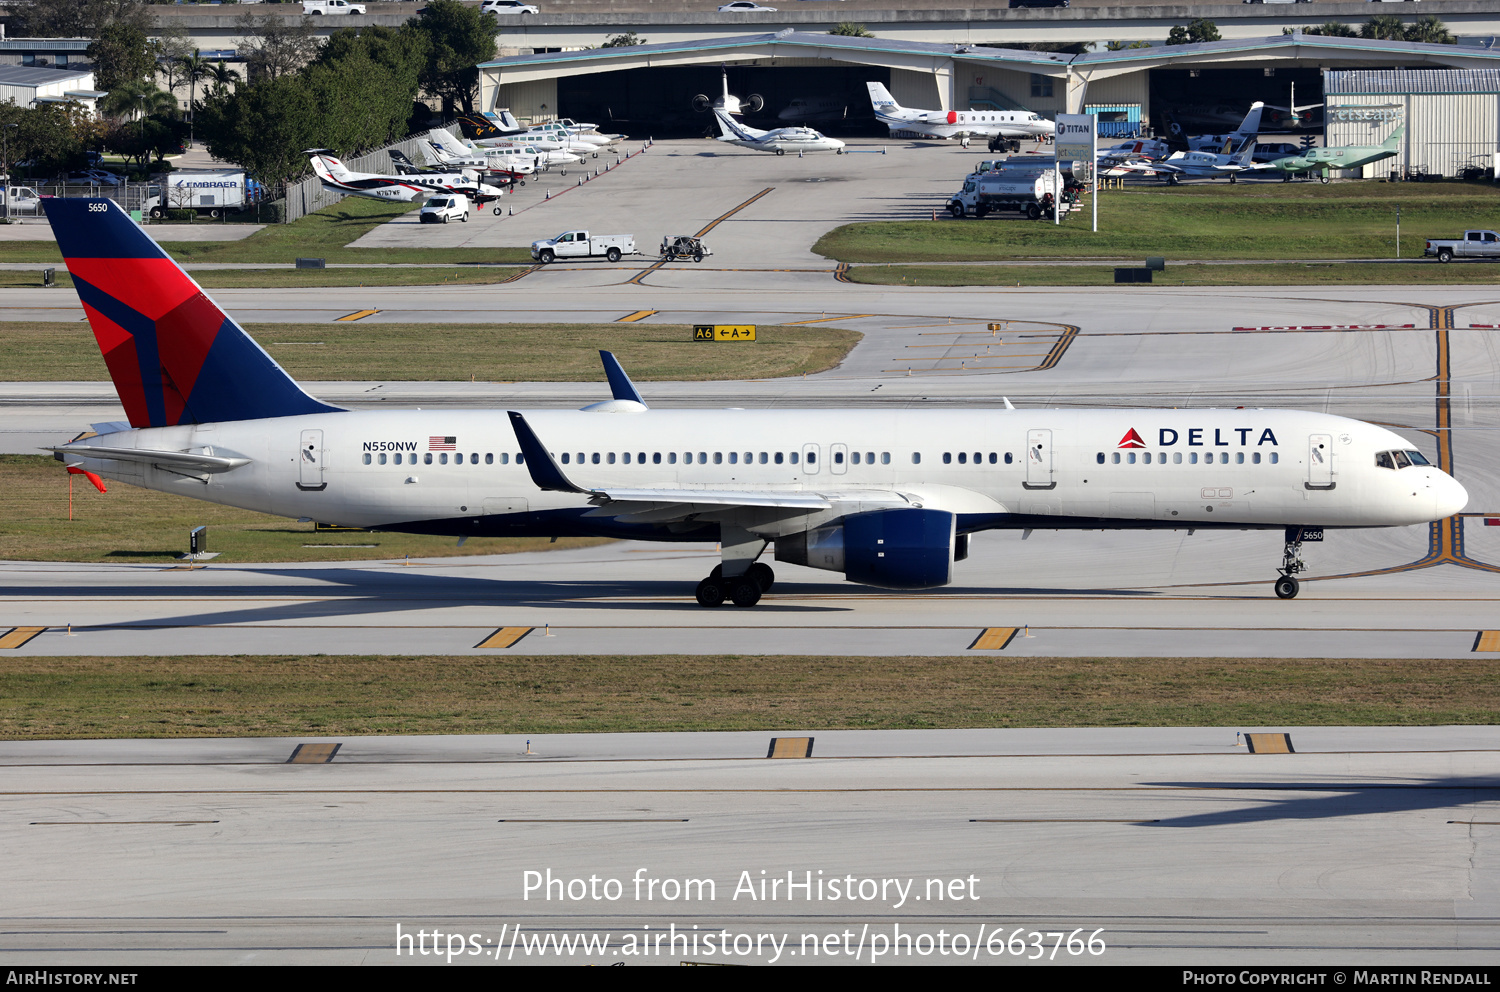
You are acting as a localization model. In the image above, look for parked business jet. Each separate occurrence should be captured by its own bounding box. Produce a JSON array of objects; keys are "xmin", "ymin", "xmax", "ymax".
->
[
  {"xmin": 41, "ymin": 199, "xmax": 1467, "ymax": 606},
  {"xmin": 306, "ymin": 150, "xmax": 508, "ymax": 206},
  {"xmin": 867, "ymin": 82, "xmax": 1054, "ymax": 147},
  {"xmin": 713, "ymin": 108, "xmax": 845, "ymax": 155},
  {"xmin": 1122, "ymin": 140, "xmax": 1260, "ymax": 183}
]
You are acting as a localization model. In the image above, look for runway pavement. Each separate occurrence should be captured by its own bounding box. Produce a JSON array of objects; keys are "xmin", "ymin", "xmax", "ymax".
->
[{"xmin": 0, "ymin": 726, "xmax": 1496, "ymax": 965}]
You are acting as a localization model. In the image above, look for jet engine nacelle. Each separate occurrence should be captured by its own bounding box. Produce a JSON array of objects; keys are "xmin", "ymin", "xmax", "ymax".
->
[{"xmin": 776, "ymin": 508, "xmax": 957, "ymax": 589}]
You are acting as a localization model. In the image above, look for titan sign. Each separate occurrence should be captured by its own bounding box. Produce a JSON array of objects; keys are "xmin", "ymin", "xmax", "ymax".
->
[{"xmin": 1055, "ymin": 113, "xmax": 1095, "ymax": 183}]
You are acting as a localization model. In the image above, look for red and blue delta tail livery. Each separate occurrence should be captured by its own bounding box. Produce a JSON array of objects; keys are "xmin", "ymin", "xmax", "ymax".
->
[{"xmin": 42, "ymin": 198, "xmax": 340, "ymax": 428}]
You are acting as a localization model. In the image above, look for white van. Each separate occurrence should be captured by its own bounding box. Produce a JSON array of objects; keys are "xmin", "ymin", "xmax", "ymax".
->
[{"xmin": 420, "ymin": 195, "xmax": 470, "ymax": 224}]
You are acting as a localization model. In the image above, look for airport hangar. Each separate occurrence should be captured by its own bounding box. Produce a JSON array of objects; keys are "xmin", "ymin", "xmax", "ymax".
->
[{"xmin": 478, "ymin": 32, "xmax": 1500, "ymax": 169}]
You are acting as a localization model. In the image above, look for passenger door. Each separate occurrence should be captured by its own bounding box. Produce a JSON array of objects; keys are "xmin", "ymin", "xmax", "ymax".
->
[
  {"xmin": 1023, "ymin": 429, "xmax": 1055, "ymax": 490},
  {"xmin": 297, "ymin": 429, "xmax": 327, "ymax": 491},
  {"xmin": 1307, "ymin": 433, "xmax": 1334, "ymax": 490}
]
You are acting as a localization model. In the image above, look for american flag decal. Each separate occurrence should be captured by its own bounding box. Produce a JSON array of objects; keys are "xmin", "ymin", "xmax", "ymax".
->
[{"xmin": 429, "ymin": 436, "xmax": 457, "ymax": 451}]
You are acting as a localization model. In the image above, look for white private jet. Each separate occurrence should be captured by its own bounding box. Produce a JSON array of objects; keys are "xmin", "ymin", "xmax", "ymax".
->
[
  {"xmin": 40, "ymin": 198, "xmax": 1468, "ymax": 607},
  {"xmin": 425, "ymin": 130, "xmax": 538, "ymax": 176},
  {"xmin": 306, "ymin": 150, "xmax": 508, "ymax": 206},
  {"xmin": 713, "ymin": 108, "xmax": 845, "ymax": 155},
  {"xmin": 866, "ymin": 82, "xmax": 1054, "ymax": 149},
  {"xmin": 1122, "ymin": 140, "xmax": 1261, "ymax": 184}
]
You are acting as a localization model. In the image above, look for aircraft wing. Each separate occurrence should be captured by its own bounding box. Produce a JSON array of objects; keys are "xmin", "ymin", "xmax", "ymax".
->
[{"xmin": 507, "ymin": 411, "xmax": 913, "ymax": 519}]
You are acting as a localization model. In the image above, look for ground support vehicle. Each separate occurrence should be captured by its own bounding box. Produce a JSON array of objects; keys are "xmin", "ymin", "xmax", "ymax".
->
[
  {"xmin": 660, "ymin": 235, "xmax": 712, "ymax": 262},
  {"xmin": 1425, "ymin": 230, "xmax": 1500, "ymax": 262},
  {"xmin": 948, "ymin": 172, "xmax": 1066, "ymax": 220},
  {"xmin": 531, "ymin": 231, "xmax": 639, "ymax": 263}
]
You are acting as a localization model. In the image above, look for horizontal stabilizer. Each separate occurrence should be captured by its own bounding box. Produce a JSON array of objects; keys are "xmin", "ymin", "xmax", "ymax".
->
[{"xmin": 48, "ymin": 443, "xmax": 251, "ymax": 473}]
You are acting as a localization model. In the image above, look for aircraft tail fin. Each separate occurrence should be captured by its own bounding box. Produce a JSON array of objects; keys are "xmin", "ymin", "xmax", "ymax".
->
[
  {"xmin": 1383, "ymin": 126, "xmax": 1404, "ymax": 150},
  {"xmin": 455, "ymin": 113, "xmax": 503, "ymax": 143},
  {"xmin": 866, "ymin": 81, "xmax": 900, "ymax": 110},
  {"xmin": 427, "ymin": 128, "xmax": 471, "ymax": 156},
  {"xmin": 40, "ymin": 199, "xmax": 341, "ymax": 429},
  {"xmin": 1235, "ymin": 102, "xmax": 1265, "ymax": 139},
  {"xmin": 306, "ymin": 150, "xmax": 352, "ymax": 183},
  {"xmin": 496, "ymin": 109, "xmax": 522, "ymax": 132},
  {"xmin": 388, "ymin": 148, "xmax": 422, "ymax": 174}
]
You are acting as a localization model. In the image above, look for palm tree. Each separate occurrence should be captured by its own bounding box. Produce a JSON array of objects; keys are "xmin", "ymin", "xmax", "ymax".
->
[
  {"xmin": 178, "ymin": 49, "xmax": 213, "ymax": 146},
  {"xmin": 100, "ymin": 80, "xmax": 178, "ymax": 123},
  {"xmin": 205, "ymin": 60, "xmax": 241, "ymax": 102}
]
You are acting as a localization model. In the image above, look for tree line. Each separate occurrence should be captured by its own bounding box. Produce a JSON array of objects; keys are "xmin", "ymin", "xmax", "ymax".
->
[{"xmin": 1, "ymin": 0, "xmax": 497, "ymax": 184}]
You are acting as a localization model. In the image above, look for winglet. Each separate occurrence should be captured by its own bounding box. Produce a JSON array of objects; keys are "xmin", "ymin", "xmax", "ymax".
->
[
  {"xmin": 507, "ymin": 411, "xmax": 589, "ymax": 494},
  {"xmin": 599, "ymin": 351, "xmax": 646, "ymax": 406}
]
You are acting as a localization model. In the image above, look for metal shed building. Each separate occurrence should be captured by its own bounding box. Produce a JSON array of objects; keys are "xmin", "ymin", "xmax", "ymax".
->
[{"xmin": 1325, "ymin": 68, "xmax": 1500, "ymax": 179}]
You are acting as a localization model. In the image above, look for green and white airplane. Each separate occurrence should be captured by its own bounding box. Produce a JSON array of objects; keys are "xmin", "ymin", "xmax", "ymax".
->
[{"xmin": 1265, "ymin": 127, "xmax": 1403, "ymax": 183}]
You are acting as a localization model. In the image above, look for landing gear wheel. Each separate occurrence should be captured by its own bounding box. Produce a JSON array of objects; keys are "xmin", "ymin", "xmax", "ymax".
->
[
  {"xmin": 1274, "ymin": 575, "xmax": 1300, "ymax": 600},
  {"xmin": 728, "ymin": 577, "xmax": 762, "ymax": 608},
  {"xmin": 494, "ymin": 206, "xmax": 503, "ymax": 215},
  {"xmin": 1319, "ymin": 173, "xmax": 1331, "ymax": 185},
  {"xmin": 695, "ymin": 577, "xmax": 726, "ymax": 608},
  {"xmin": 747, "ymin": 562, "xmax": 775, "ymax": 592},
  {"xmin": 776, "ymin": 149, "xmax": 785, "ymax": 156}
]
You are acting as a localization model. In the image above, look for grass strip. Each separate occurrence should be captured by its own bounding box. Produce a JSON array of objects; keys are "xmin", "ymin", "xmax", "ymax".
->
[
  {"xmin": 846, "ymin": 262, "xmax": 1500, "ymax": 287},
  {"xmin": 1, "ymin": 655, "xmax": 1496, "ymax": 739},
  {"xmin": 815, "ymin": 181, "xmax": 1500, "ymax": 263},
  {"xmin": 0, "ymin": 322, "xmax": 859, "ymax": 382},
  {"xmin": 0, "ymin": 454, "xmax": 609, "ymax": 563}
]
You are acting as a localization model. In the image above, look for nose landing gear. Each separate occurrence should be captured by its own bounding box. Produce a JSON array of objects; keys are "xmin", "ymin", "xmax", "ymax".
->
[{"xmin": 1275, "ymin": 526, "xmax": 1316, "ymax": 599}]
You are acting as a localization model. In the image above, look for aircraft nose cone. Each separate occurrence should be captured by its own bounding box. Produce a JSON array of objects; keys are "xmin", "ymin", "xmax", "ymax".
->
[{"xmin": 1435, "ymin": 472, "xmax": 1469, "ymax": 519}]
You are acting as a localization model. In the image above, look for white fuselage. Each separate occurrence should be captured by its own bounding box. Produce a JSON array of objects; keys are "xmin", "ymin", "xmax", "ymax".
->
[
  {"xmin": 875, "ymin": 105, "xmax": 1055, "ymax": 141},
  {"xmin": 62, "ymin": 408, "xmax": 1466, "ymax": 539}
]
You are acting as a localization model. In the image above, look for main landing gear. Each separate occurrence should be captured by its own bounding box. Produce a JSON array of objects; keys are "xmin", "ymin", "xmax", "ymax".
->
[
  {"xmin": 695, "ymin": 526, "xmax": 774, "ymax": 607},
  {"xmin": 696, "ymin": 562, "xmax": 775, "ymax": 608},
  {"xmin": 1275, "ymin": 527, "xmax": 1310, "ymax": 599}
]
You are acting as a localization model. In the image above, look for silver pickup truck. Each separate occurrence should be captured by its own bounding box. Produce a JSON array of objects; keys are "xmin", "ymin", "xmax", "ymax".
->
[{"xmin": 1425, "ymin": 230, "xmax": 1500, "ymax": 262}]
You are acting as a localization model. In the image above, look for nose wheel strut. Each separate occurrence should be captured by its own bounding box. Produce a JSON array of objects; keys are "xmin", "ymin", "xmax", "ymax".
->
[{"xmin": 1276, "ymin": 528, "xmax": 1310, "ymax": 599}]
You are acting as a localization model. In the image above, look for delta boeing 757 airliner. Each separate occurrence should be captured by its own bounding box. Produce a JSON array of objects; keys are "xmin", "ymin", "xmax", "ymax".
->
[{"xmin": 41, "ymin": 199, "xmax": 1466, "ymax": 607}]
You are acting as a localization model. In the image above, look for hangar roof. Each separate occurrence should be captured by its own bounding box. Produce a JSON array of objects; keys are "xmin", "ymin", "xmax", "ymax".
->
[{"xmin": 479, "ymin": 29, "xmax": 1500, "ymax": 84}]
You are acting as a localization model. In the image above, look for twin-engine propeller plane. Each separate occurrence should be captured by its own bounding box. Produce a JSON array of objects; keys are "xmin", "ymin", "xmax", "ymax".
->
[
  {"xmin": 42, "ymin": 199, "xmax": 1467, "ymax": 606},
  {"xmin": 306, "ymin": 149, "xmax": 508, "ymax": 207}
]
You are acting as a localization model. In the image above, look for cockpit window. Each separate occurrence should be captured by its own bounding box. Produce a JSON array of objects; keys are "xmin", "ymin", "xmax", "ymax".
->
[{"xmin": 1376, "ymin": 449, "xmax": 1433, "ymax": 469}]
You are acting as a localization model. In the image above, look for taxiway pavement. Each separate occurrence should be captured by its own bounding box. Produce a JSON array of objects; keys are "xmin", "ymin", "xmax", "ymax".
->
[{"xmin": 1, "ymin": 726, "xmax": 1496, "ymax": 966}]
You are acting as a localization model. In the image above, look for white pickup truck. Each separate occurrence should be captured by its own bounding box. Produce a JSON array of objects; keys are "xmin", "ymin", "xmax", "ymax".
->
[
  {"xmin": 1424, "ymin": 230, "xmax": 1500, "ymax": 262},
  {"xmin": 530, "ymin": 230, "xmax": 638, "ymax": 263},
  {"xmin": 303, "ymin": 0, "xmax": 366, "ymax": 13},
  {"xmin": 0, "ymin": 186, "xmax": 46, "ymax": 215}
]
